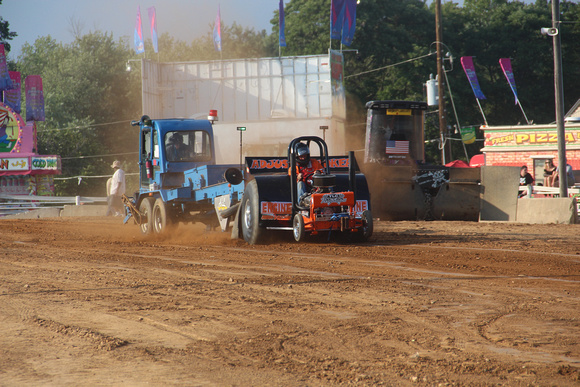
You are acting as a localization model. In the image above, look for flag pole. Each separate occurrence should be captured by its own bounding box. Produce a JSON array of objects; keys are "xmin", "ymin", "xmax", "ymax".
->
[
  {"xmin": 517, "ymin": 101, "xmax": 530, "ymax": 125},
  {"xmin": 329, "ymin": 0, "xmax": 332, "ymax": 52},
  {"xmin": 278, "ymin": 0, "xmax": 286, "ymax": 58},
  {"xmin": 475, "ymin": 99, "xmax": 488, "ymax": 127},
  {"xmin": 442, "ymin": 65, "xmax": 469, "ymax": 160}
]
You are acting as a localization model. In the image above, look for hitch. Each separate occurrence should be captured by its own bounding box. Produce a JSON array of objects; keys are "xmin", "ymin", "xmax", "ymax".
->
[{"xmin": 122, "ymin": 194, "xmax": 142, "ymax": 225}]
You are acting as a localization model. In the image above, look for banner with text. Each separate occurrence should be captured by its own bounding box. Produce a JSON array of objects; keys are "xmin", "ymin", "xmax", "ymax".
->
[
  {"xmin": 499, "ymin": 58, "xmax": 519, "ymax": 105},
  {"xmin": 461, "ymin": 56, "xmax": 486, "ymax": 100}
]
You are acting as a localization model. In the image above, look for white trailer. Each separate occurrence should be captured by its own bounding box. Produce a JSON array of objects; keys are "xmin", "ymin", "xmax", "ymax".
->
[{"xmin": 140, "ymin": 52, "xmax": 347, "ymax": 164}]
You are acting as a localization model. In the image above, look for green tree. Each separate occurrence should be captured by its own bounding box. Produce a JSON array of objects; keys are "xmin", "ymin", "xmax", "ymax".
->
[
  {"xmin": 7, "ymin": 0, "xmax": 580, "ymax": 185},
  {"xmin": 270, "ymin": 0, "xmax": 434, "ymax": 103},
  {"xmin": 273, "ymin": 0, "xmax": 580, "ymax": 163},
  {"xmin": 201, "ymin": 22, "xmax": 270, "ymax": 60},
  {"xmin": 17, "ymin": 32, "xmax": 140, "ymax": 196},
  {"xmin": 271, "ymin": 0, "xmax": 332, "ymax": 56},
  {"xmin": 128, "ymin": 22, "xmax": 272, "ymax": 64},
  {"xmin": 271, "ymin": 0, "xmax": 434, "ymax": 154},
  {"xmin": 0, "ymin": 0, "xmax": 17, "ymax": 53},
  {"xmin": 343, "ymin": 0, "xmax": 434, "ymax": 155},
  {"xmin": 346, "ymin": 0, "xmax": 433, "ymax": 99},
  {"xmin": 436, "ymin": 0, "xmax": 580, "ymax": 161}
]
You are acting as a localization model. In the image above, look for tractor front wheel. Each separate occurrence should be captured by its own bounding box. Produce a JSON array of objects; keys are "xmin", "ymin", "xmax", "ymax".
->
[{"xmin": 293, "ymin": 213, "xmax": 305, "ymax": 242}]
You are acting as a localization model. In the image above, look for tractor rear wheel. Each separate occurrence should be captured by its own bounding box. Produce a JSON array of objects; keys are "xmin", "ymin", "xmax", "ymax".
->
[
  {"xmin": 138, "ymin": 197, "xmax": 155, "ymax": 235},
  {"xmin": 152, "ymin": 198, "xmax": 174, "ymax": 234},
  {"xmin": 292, "ymin": 213, "xmax": 305, "ymax": 242},
  {"xmin": 241, "ymin": 180, "xmax": 262, "ymax": 244}
]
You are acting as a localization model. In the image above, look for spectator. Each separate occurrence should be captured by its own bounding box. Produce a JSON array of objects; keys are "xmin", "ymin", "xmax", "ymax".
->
[
  {"xmin": 105, "ymin": 177, "xmax": 114, "ymax": 216},
  {"xmin": 108, "ymin": 160, "xmax": 126, "ymax": 216},
  {"xmin": 519, "ymin": 165, "xmax": 534, "ymax": 198},
  {"xmin": 553, "ymin": 163, "xmax": 575, "ymax": 187},
  {"xmin": 543, "ymin": 159, "xmax": 557, "ymax": 187}
]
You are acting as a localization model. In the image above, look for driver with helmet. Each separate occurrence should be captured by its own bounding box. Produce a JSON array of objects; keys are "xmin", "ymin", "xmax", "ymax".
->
[
  {"xmin": 166, "ymin": 132, "xmax": 185, "ymax": 161},
  {"xmin": 289, "ymin": 142, "xmax": 324, "ymax": 202}
]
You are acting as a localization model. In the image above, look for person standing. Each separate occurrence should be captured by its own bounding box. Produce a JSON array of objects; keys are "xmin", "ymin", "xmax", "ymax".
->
[
  {"xmin": 109, "ymin": 160, "xmax": 126, "ymax": 216},
  {"xmin": 105, "ymin": 177, "xmax": 114, "ymax": 216}
]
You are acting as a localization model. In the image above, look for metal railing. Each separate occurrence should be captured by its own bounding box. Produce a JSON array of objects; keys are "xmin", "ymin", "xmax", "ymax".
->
[
  {"xmin": 518, "ymin": 185, "xmax": 580, "ymax": 197},
  {"xmin": 518, "ymin": 185, "xmax": 580, "ymax": 216},
  {"xmin": 0, "ymin": 194, "xmax": 106, "ymax": 216}
]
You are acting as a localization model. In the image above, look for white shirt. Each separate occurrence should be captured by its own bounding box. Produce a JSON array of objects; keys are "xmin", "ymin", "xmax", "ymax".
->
[{"xmin": 110, "ymin": 168, "xmax": 126, "ymax": 196}]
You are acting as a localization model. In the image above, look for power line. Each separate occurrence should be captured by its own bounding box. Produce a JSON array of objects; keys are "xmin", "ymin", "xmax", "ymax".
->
[
  {"xmin": 60, "ymin": 152, "xmax": 139, "ymax": 161},
  {"xmin": 54, "ymin": 172, "xmax": 139, "ymax": 181},
  {"xmin": 37, "ymin": 119, "xmax": 133, "ymax": 133},
  {"xmin": 345, "ymin": 52, "xmax": 436, "ymax": 79}
]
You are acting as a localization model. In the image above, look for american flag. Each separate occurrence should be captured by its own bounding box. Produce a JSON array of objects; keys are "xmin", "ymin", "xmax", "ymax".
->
[{"xmin": 385, "ymin": 140, "xmax": 409, "ymax": 154}]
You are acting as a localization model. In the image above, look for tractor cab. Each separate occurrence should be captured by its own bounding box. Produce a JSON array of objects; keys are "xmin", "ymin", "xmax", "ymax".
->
[
  {"xmin": 132, "ymin": 115, "xmax": 216, "ymax": 192},
  {"xmin": 364, "ymin": 100, "xmax": 427, "ymax": 166}
]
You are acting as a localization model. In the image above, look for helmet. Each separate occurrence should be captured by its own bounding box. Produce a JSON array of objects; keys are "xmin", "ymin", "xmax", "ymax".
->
[
  {"xmin": 169, "ymin": 132, "xmax": 183, "ymax": 145},
  {"xmin": 295, "ymin": 143, "xmax": 310, "ymax": 165}
]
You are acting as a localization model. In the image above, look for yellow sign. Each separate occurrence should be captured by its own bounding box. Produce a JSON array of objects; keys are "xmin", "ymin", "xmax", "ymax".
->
[
  {"xmin": 386, "ymin": 109, "xmax": 411, "ymax": 116},
  {"xmin": 485, "ymin": 130, "xmax": 580, "ymax": 147}
]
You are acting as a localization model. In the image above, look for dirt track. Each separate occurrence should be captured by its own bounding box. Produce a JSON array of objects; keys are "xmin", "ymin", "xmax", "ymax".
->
[{"xmin": 0, "ymin": 217, "xmax": 579, "ymax": 386}]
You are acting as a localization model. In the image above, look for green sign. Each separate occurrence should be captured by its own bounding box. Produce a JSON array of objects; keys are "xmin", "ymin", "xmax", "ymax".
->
[{"xmin": 460, "ymin": 126, "xmax": 477, "ymax": 144}]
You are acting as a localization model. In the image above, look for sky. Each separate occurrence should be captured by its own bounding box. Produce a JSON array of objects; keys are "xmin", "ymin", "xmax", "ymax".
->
[
  {"xmin": 2, "ymin": 0, "xmax": 541, "ymax": 59},
  {"xmin": 1, "ymin": 0, "xmax": 280, "ymax": 58}
]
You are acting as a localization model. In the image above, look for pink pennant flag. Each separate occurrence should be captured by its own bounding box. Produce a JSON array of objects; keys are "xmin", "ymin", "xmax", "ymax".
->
[
  {"xmin": 134, "ymin": 6, "xmax": 145, "ymax": 54},
  {"xmin": 213, "ymin": 5, "xmax": 222, "ymax": 52},
  {"xmin": 460, "ymin": 56, "xmax": 486, "ymax": 100},
  {"xmin": 148, "ymin": 7, "xmax": 158, "ymax": 53},
  {"xmin": 499, "ymin": 58, "xmax": 519, "ymax": 105}
]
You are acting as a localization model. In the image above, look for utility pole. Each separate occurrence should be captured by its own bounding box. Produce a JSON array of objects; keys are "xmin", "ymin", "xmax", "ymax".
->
[
  {"xmin": 435, "ymin": 0, "xmax": 451, "ymax": 164},
  {"xmin": 552, "ymin": 0, "xmax": 567, "ymax": 197}
]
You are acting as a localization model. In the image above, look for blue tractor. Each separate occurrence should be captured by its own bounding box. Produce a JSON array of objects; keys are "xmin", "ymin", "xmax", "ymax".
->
[{"xmin": 123, "ymin": 115, "xmax": 244, "ymax": 234}]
